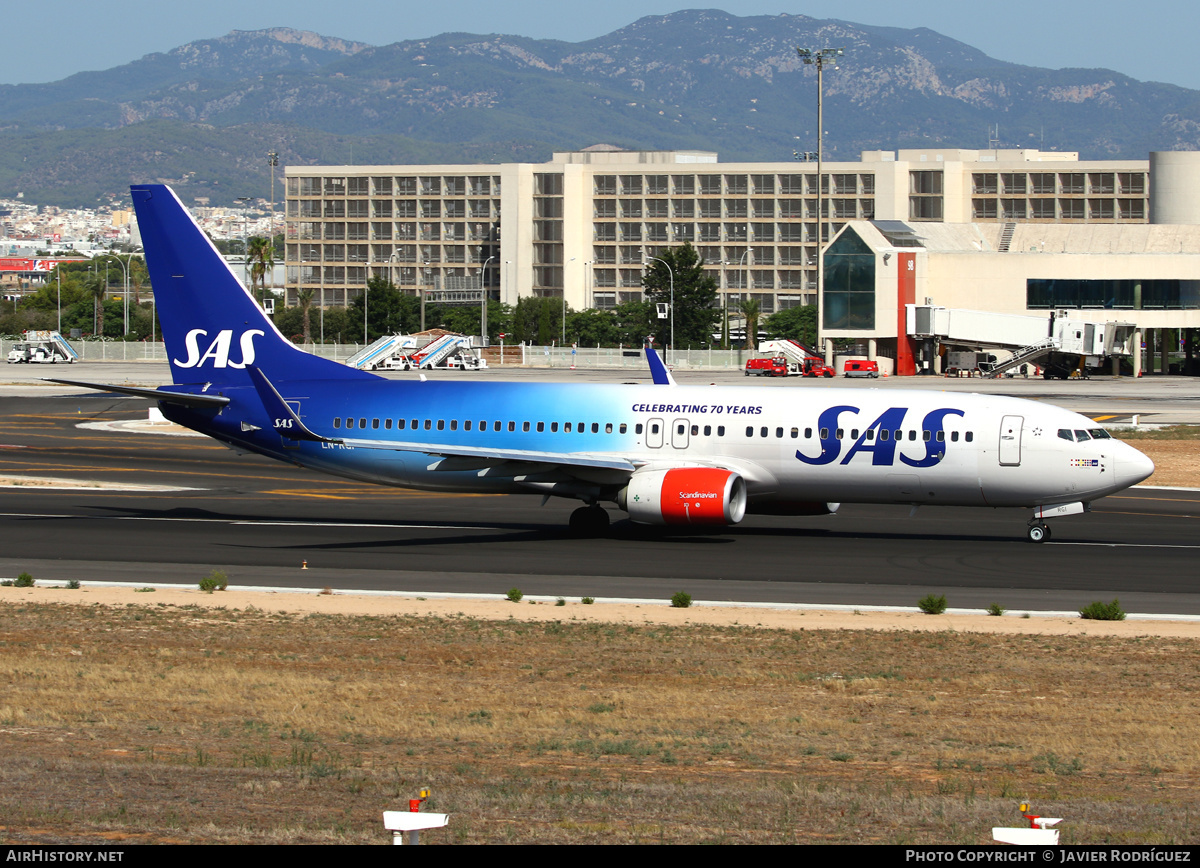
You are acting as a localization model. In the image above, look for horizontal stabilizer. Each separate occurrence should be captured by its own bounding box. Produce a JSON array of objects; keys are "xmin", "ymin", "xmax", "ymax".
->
[{"xmin": 44, "ymin": 378, "xmax": 230, "ymax": 408}]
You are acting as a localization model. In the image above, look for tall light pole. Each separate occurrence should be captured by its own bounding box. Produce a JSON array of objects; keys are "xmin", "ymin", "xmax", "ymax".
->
[
  {"xmin": 735, "ymin": 248, "xmax": 749, "ymax": 347},
  {"xmin": 110, "ymin": 251, "xmax": 140, "ymax": 335},
  {"xmin": 267, "ymin": 151, "xmax": 279, "ymax": 238},
  {"xmin": 480, "ymin": 255, "xmax": 494, "ymax": 340},
  {"xmin": 644, "ymin": 255, "xmax": 674, "ymax": 363},
  {"xmin": 236, "ymin": 196, "xmax": 253, "ymax": 292},
  {"xmin": 797, "ymin": 46, "xmax": 843, "ymax": 355},
  {"xmin": 420, "ymin": 260, "xmax": 427, "ymax": 332},
  {"xmin": 388, "ymin": 251, "xmax": 401, "ymax": 289},
  {"xmin": 563, "ymin": 258, "xmax": 575, "ymax": 345}
]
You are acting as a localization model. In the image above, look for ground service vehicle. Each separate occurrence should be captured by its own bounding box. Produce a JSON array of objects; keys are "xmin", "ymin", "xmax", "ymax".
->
[
  {"xmin": 51, "ymin": 184, "xmax": 1155, "ymax": 543},
  {"xmin": 843, "ymin": 359, "xmax": 880, "ymax": 378},
  {"xmin": 7, "ymin": 343, "xmax": 56, "ymax": 364},
  {"xmin": 745, "ymin": 357, "xmax": 789, "ymax": 377},
  {"xmin": 801, "ymin": 359, "xmax": 835, "ymax": 378}
]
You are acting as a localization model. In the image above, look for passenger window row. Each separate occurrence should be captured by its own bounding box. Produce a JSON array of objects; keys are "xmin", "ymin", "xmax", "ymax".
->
[
  {"xmin": 749, "ymin": 427, "xmax": 975, "ymax": 442},
  {"xmin": 330, "ymin": 416, "xmax": 977, "ymax": 444},
  {"xmin": 333, "ymin": 417, "xmax": 629, "ymax": 435}
]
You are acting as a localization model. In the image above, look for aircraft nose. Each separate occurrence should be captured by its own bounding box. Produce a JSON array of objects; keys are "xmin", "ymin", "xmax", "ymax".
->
[{"xmin": 1115, "ymin": 443, "xmax": 1155, "ymax": 490}]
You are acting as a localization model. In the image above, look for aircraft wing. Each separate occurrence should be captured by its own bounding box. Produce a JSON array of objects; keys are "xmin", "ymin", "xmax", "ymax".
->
[
  {"xmin": 338, "ymin": 436, "xmax": 640, "ymax": 473},
  {"xmin": 44, "ymin": 378, "xmax": 231, "ymax": 408}
]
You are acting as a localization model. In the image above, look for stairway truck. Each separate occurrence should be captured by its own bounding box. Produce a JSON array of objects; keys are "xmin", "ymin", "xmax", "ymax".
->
[{"xmin": 7, "ymin": 342, "xmax": 58, "ymax": 364}]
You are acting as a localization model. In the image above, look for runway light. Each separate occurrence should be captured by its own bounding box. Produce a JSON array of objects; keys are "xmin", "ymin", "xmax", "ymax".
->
[{"xmin": 301, "ymin": 560, "xmax": 308, "ymax": 570}]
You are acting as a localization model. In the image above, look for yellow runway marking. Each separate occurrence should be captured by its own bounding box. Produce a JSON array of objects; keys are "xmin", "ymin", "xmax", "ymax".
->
[
  {"xmin": 1108, "ymin": 495, "xmax": 1200, "ymax": 504},
  {"xmin": 1092, "ymin": 510, "xmax": 1197, "ymax": 519},
  {"xmin": 258, "ymin": 489, "xmax": 355, "ymax": 500}
]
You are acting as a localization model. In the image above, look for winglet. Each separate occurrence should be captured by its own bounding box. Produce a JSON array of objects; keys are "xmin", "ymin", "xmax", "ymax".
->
[
  {"xmin": 645, "ymin": 346, "xmax": 676, "ymax": 386},
  {"xmin": 245, "ymin": 365, "xmax": 339, "ymax": 443}
]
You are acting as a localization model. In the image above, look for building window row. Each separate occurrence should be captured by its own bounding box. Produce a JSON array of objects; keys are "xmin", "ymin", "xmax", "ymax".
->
[
  {"xmin": 289, "ymin": 176, "xmax": 501, "ymax": 197},
  {"xmin": 973, "ymin": 198, "xmax": 1146, "ymax": 221},
  {"xmin": 593, "ymin": 173, "xmax": 874, "ymax": 198},
  {"xmin": 1027, "ymin": 278, "xmax": 1200, "ymax": 310},
  {"xmin": 972, "ymin": 173, "xmax": 1147, "ymax": 199}
]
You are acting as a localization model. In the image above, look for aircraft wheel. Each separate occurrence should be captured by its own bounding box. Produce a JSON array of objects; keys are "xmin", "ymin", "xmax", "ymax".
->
[
  {"xmin": 1027, "ymin": 523, "xmax": 1049, "ymax": 543},
  {"xmin": 569, "ymin": 505, "xmax": 610, "ymax": 537}
]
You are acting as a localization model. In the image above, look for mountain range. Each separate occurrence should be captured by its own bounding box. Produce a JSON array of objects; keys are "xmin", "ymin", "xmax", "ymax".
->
[{"xmin": 2, "ymin": 10, "xmax": 1199, "ymax": 207}]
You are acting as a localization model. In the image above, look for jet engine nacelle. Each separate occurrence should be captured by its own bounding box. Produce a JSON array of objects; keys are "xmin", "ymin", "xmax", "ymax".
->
[{"xmin": 617, "ymin": 467, "xmax": 747, "ymax": 526}]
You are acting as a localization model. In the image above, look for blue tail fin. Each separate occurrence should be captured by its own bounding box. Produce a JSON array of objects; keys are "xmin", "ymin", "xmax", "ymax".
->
[{"xmin": 131, "ymin": 184, "xmax": 376, "ymax": 386}]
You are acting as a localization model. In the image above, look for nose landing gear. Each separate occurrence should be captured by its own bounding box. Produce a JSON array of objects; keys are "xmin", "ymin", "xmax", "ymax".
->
[{"xmin": 1027, "ymin": 521, "xmax": 1052, "ymax": 543}]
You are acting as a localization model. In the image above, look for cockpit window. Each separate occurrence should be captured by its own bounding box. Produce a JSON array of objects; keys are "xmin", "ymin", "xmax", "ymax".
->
[
  {"xmin": 1089, "ymin": 429, "xmax": 1112, "ymax": 440},
  {"xmin": 1074, "ymin": 430, "xmax": 1091, "ymax": 442},
  {"xmin": 1058, "ymin": 429, "xmax": 1074, "ymax": 442}
]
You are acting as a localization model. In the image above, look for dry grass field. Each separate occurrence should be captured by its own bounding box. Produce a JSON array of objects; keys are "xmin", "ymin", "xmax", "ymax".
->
[
  {"xmin": 2, "ymin": 595, "xmax": 1200, "ymax": 845},
  {"xmin": 2, "ymin": 431, "xmax": 1197, "ymax": 845},
  {"xmin": 1115, "ymin": 427, "xmax": 1200, "ymax": 488}
]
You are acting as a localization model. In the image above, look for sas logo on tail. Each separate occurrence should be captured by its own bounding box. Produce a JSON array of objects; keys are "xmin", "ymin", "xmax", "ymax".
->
[{"xmin": 174, "ymin": 329, "xmax": 265, "ymax": 369}]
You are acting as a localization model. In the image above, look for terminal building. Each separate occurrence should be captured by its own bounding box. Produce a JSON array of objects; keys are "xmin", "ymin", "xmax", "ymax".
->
[{"xmin": 283, "ymin": 146, "xmax": 1197, "ymax": 374}]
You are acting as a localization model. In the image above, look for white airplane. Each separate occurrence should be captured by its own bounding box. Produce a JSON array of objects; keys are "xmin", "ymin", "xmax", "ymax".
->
[{"xmin": 52, "ymin": 184, "xmax": 1154, "ymax": 542}]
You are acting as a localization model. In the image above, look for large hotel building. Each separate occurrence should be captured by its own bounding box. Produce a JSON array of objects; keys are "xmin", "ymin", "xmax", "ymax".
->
[{"xmin": 283, "ymin": 145, "xmax": 1151, "ymax": 317}]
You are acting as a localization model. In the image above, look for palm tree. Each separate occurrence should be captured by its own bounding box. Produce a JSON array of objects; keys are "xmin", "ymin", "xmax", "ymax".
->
[
  {"xmin": 85, "ymin": 273, "xmax": 106, "ymax": 337},
  {"xmin": 298, "ymin": 288, "xmax": 314, "ymax": 343},
  {"xmin": 739, "ymin": 297, "xmax": 761, "ymax": 351},
  {"xmin": 247, "ymin": 236, "xmax": 273, "ymax": 308},
  {"xmin": 130, "ymin": 257, "xmax": 147, "ymax": 306}
]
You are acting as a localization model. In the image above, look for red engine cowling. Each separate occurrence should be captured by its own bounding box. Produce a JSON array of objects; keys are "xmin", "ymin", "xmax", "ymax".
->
[{"xmin": 618, "ymin": 467, "xmax": 747, "ymax": 526}]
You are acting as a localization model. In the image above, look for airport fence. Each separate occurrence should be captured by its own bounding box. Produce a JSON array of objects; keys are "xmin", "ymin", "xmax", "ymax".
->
[
  {"xmin": 2, "ymin": 339, "xmax": 753, "ymax": 371},
  {"xmin": 511, "ymin": 345, "xmax": 749, "ymax": 371}
]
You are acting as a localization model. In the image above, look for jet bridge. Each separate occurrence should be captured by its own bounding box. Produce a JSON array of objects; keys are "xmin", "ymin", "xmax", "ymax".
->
[{"xmin": 906, "ymin": 306, "xmax": 1135, "ymax": 377}]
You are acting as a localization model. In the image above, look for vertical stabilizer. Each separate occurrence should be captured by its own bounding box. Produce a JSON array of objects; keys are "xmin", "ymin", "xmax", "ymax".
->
[
  {"xmin": 645, "ymin": 346, "xmax": 677, "ymax": 386},
  {"xmin": 130, "ymin": 184, "xmax": 377, "ymax": 386}
]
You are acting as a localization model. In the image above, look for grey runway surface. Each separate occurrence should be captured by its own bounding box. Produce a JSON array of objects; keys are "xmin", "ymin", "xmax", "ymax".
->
[{"xmin": 2, "ymin": 390, "xmax": 1198, "ymax": 615}]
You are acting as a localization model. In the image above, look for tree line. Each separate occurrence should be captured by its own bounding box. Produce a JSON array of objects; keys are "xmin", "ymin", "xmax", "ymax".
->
[{"xmin": 2, "ymin": 242, "xmax": 817, "ymax": 351}]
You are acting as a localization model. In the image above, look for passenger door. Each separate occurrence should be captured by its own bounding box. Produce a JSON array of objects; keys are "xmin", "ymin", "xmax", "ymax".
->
[
  {"xmin": 671, "ymin": 418, "xmax": 690, "ymax": 449},
  {"xmin": 999, "ymin": 415, "xmax": 1023, "ymax": 466},
  {"xmin": 646, "ymin": 418, "xmax": 664, "ymax": 449}
]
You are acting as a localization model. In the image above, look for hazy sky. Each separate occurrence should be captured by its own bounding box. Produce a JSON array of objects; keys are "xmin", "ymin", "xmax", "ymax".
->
[{"xmin": 4, "ymin": 1, "xmax": 1197, "ymax": 90}]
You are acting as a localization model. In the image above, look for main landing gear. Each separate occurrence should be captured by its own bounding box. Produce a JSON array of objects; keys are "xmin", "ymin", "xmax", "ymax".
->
[
  {"xmin": 569, "ymin": 505, "xmax": 611, "ymax": 537},
  {"xmin": 1027, "ymin": 521, "xmax": 1052, "ymax": 544}
]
